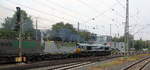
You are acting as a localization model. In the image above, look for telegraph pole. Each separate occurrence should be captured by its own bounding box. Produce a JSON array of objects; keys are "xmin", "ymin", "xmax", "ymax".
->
[
  {"xmin": 124, "ymin": 0, "xmax": 129, "ymax": 54},
  {"xmin": 35, "ymin": 18, "xmax": 38, "ymax": 40},
  {"xmin": 77, "ymin": 22, "xmax": 80, "ymax": 42},
  {"xmin": 77, "ymin": 22, "xmax": 80, "ymax": 32},
  {"xmin": 110, "ymin": 24, "xmax": 112, "ymax": 36}
]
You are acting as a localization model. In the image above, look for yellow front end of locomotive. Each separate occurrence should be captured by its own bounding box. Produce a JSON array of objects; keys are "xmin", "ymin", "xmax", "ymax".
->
[{"xmin": 75, "ymin": 48, "xmax": 81, "ymax": 54}]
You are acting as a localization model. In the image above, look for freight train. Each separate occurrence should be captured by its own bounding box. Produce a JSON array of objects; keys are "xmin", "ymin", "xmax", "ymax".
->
[{"xmin": 0, "ymin": 39, "xmax": 111, "ymax": 63}]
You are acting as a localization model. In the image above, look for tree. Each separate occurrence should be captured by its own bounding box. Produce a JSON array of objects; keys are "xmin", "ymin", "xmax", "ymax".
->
[
  {"xmin": 2, "ymin": 10, "xmax": 34, "ymax": 32},
  {"xmin": 47, "ymin": 22, "xmax": 92, "ymax": 42},
  {"xmin": 78, "ymin": 30, "xmax": 91, "ymax": 41},
  {"xmin": 134, "ymin": 39, "xmax": 144, "ymax": 50},
  {"xmin": 133, "ymin": 39, "xmax": 150, "ymax": 51},
  {"xmin": 52, "ymin": 22, "xmax": 65, "ymax": 31},
  {"xmin": 1, "ymin": 17, "xmax": 15, "ymax": 30},
  {"xmin": 1, "ymin": 10, "xmax": 35, "ymax": 40},
  {"xmin": 64, "ymin": 23, "xmax": 76, "ymax": 33},
  {"xmin": 52, "ymin": 22, "xmax": 77, "ymax": 33},
  {"xmin": 0, "ymin": 29, "xmax": 18, "ymax": 39},
  {"xmin": 51, "ymin": 22, "xmax": 78, "ymax": 42},
  {"xmin": 112, "ymin": 36, "xmax": 125, "ymax": 42}
]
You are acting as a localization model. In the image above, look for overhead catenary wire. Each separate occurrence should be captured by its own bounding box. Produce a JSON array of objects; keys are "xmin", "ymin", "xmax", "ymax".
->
[
  {"xmin": 79, "ymin": 3, "xmax": 122, "ymax": 33},
  {"xmin": 94, "ymin": 0, "xmax": 125, "ymax": 19},
  {"xmin": 0, "ymin": 4, "xmax": 55, "ymax": 27},
  {"xmin": 5, "ymin": 0, "xmax": 125, "ymax": 23},
  {"xmin": 4, "ymin": 0, "xmax": 82, "ymax": 21},
  {"xmin": 0, "ymin": 5, "xmax": 15, "ymax": 12},
  {"xmin": 112, "ymin": 8, "xmax": 125, "ymax": 19},
  {"xmin": 132, "ymin": 24, "xmax": 150, "ymax": 35},
  {"xmin": 33, "ymin": 0, "xmax": 82, "ymax": 19},
  {"xmin": 5, "ymin": 0, "xmax": 71, "ymax": 22},
  {"xmin": 115, "ymin": 0, "xmax": 126, "ymax": 9},
  {"xmin": 82, "ymin": 3, "xmax": 118, "ymax": 24},
  {"xmin": 77, "ymin": 0, "xmax": 125, "ymax": 19},
  {"xmin": 76, "ymin": 0, "xmax": 100, "ymax": 13},
  {"xmin": 0, "ymin": 4, "xmax": 50, "ymax": 21},
  {"xmin": 45, "ymin": 0, "xmax": 88, "ymax": 18},
  {"xmin": 80, "ymin": 0, "xmax": 126, "ymax": 36},
  {"xmin": 1, "ymin": 0, "xmax": 131, "ymax": 36},
  {"xmin": 129, "ymin": 10, "xmax": 142, "ymax": 33},
  {"xmin": 44, "ymin": 0, "xmax": 125, "ymax": 35},
  {"xmin": 45, "ymin": 0, "xmax": 125, "ymax": 30}
]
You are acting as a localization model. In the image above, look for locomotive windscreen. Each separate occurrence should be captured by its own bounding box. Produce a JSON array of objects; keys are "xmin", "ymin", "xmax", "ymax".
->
[
  {"xmin": 105, "ymin": 47, "xmax": 109, "ymax": 50},
  {"xmin": 87, "ymin": 46, "xmax": 92, "ymax": 50}
]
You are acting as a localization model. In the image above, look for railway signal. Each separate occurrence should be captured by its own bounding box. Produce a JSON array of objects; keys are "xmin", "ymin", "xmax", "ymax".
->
[
  {"xmin": 14, "ymin": 7, "xmax": 24, "ymax": 62},
  {"xmin": 14, "ymin": 7, "xmax": 21, "ymax": 31},
  {"xmin": 14, "ymin": 24, "xmax": 20, "ymax": 31}
]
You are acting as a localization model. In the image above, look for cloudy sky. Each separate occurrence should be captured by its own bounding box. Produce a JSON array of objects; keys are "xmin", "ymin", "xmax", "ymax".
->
[{"xmin": 0, "ymin": 0, "xmax": 150, "ymax": 40}]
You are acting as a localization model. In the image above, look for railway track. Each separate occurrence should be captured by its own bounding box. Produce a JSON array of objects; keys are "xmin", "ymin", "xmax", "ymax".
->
[
  {"xmin": 122, "ymin": 56, "xmax": 150, "ymax": 70},
  {"xmin": 29, "ymin": 61, "xmax": 95, "ymax": 70},
  {"xmin": 0, "ymin": 52, "xmax": 149, "ymax": 70},
  {"xmin": 27, "ymin": 55, "xmax": 121, "ymax": 70},
  {"xmin": 0, "ymin": 55, "xmax": 118, "ymax": 70},
  {"xmin": 49, "ymin": 61, "xmax": 95, "ymax": 70}
]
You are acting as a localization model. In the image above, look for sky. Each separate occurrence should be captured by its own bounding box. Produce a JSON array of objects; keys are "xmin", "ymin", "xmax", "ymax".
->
[{"xmin": 0, "ymin": 0, "xmax": 150, "ymax": 40}]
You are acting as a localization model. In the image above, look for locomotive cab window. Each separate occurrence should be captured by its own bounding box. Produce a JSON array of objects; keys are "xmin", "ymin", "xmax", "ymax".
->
[
  {"xmin": 99, "ymin": 47, "xmax": 104, "ymax": 49},
  {"xmin": 105, "ymin": 47, "xmax": 109, "ymax": 50},
  {"xmin": 86, "ymin": 46, "xmax": 92, "ymax": 50}
]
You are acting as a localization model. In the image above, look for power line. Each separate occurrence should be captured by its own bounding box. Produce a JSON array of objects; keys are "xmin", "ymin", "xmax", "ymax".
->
[
  {"xmin": 0, "ymin": 6, "xmax": 53, "ymax": 29},
  {"xmin": 79, "ymin": 3, "xmax": 125, "ymax": 34},
  {"xmin": 132, "ymin": 24, "xmax": 150, "ymax": 35},
  {"xmin": 33, "ymin": 0, "xmax": 79, "ymax": 19},
  {"xmin": 5, "ymin": 0, "xmax": 70, "ymax": 22},
  {"xmin": 129, "ymin": 10, "xmax": 141, "ymax": 29},
  {"xmin": 0, "ymin": 4, "xmax": 56, "ymax": 25},
  {"xmin": 0, "ymin": 5, "xmax": 15, "ymax": 12},
  {"xmin": 82, "ymin": 3, "xmax": 118, "ymax": 24},
  {"xmin": 112, "ymin": 8, "xmax": 125, "ymax": 18},
  {"xmin": 130, "ymin": 19, "xmax": 143, "ymax": 33},
  {"xmin": 78, "ymin": 0, "xmax": 124, "ymax": 21},
  {"xmin": 129, "ymin": 9, "xmax": 143, "ymax": 37},
  {"xmin": 76, "ymin": 0, "xmax": 100, "ymax": 13},
  {"xmin": 30, "ymin": 15, "xmax": 55, "ymax": 23},
  {"xmin": 45, "ymin": 0, "xmax": 88, "ymax": 18},
  {"xmin": 115, "ymin": 0, "xmax": 126, "ymax": 9}
]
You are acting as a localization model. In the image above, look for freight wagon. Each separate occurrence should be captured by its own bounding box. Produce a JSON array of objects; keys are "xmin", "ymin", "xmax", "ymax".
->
[{"xmin": 0, "ymin": 39, "xmax": 43, "ymax": 63}]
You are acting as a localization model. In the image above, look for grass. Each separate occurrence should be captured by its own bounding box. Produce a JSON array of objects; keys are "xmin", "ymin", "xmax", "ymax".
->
[{"xmin": 88, "ymin": 53, "xmax": 150, "ymax": 70}]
